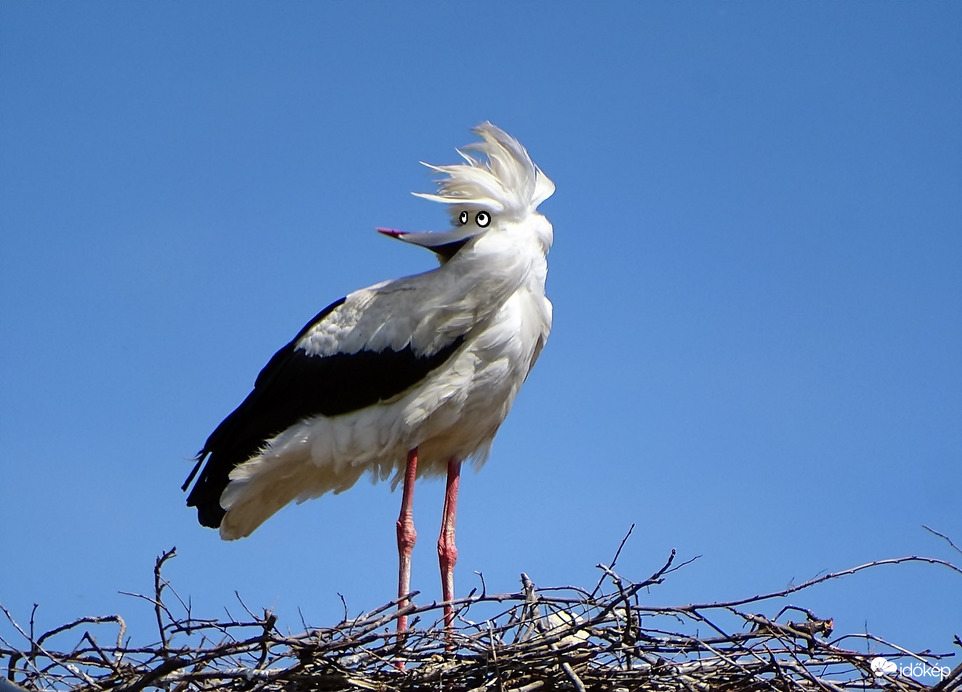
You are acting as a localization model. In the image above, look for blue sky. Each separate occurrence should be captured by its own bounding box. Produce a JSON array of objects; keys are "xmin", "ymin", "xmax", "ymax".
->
[{"xmin": 1, "ymin": 1, "xmax": 959, "ymax": 670}]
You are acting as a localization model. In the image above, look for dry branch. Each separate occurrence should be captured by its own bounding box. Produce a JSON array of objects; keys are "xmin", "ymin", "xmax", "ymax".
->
[{"xmin": 2, "ymin": 544, "xmax": 959, "ymax": 692}]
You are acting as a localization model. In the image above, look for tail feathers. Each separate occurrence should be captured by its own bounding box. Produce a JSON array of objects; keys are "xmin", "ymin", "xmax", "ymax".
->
[{"xmin": 217, "ymin": 454, "xmax": 368, "ymax": 540}]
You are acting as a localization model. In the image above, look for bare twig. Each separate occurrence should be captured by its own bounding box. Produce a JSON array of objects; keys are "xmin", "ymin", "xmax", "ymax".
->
[
  {"xmin": 923, "ymin": 525, "xmax": 962, "ymax": 557},
  {"xmin": 675, "ymin": 555, "xmax": 962, "ymax": 611},
  {"xmin": 590, "ymin": 523, "xmax": 634, "ymax": 599}
]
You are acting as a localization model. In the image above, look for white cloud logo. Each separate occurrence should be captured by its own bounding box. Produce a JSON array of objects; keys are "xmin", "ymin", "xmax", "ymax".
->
[{"xmin": 871, "ymin": 657, "xmax": 897, "ymax": 675}]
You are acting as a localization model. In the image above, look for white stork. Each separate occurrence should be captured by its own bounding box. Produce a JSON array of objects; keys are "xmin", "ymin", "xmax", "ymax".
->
[{"xmin": 183, "ymin": 123, "xmax": 555, "ymax": 632}]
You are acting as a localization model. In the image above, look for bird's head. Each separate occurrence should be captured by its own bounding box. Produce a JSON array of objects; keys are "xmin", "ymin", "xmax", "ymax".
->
[{"xmin": 379, "ymin": 122, "xmax": 554, "ymax": 260}]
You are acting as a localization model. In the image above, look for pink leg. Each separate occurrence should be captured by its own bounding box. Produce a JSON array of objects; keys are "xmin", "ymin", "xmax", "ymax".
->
[
  {"xmin": 396, "ymin": 447, "xmax": 418, "ymax": 635},
  {"xmin": 438, "ymin": 458, "xmax": 462, "ymax": 642}
]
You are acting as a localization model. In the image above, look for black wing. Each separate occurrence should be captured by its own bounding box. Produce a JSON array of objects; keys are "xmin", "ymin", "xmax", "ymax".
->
[{"xmin": 184, "ymin": 297, "xmax": 464, "ymax": 529}]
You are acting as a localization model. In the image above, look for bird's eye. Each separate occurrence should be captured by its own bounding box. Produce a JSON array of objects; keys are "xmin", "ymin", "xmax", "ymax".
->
[
  {"xmin": 458, "ymin": 210, "xmax": 469, "ymax": 225},
  {"xmin": 475, "ymin": 211, "xmax": 491, "ymax": 227}
]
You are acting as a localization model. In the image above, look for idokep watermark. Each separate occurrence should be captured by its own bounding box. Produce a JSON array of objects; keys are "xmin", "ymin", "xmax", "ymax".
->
[{"xmin": 870, "ymin": 656, "xmax": 950, "ymax": 681}]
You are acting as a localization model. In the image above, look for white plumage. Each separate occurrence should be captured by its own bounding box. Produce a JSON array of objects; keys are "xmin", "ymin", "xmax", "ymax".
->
[{"xmin": 184, "ymin": 124, "xmax": 554, "ymax": 608}]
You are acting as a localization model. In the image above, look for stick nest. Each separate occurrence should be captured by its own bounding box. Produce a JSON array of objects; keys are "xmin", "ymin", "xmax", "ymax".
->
[{"xmin": 3, "ymin": 537, "xmax": 960, "ymax": 692}]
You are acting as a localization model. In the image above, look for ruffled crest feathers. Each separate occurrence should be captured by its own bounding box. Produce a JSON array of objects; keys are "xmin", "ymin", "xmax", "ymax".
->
[{"xmin": 414, "ymin": 123, "xmax": 554, "ymax": 218}]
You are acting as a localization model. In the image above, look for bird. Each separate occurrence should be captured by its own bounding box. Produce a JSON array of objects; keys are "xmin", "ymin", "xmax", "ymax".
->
[{"xmin": 182, "ymin": 122, "xmax": 555, "ymax": 634}]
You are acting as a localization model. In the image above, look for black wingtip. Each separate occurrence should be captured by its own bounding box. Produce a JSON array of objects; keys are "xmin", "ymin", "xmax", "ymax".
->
[
  {"xmin": 184, "ymin": 450, "xmax": 228, "ymax": 528},
  {"xmin": 196, "ymin": 503, "xmax": 227, "ymax": 529},
  {"xmin": 181, "ymin": 454, "xmax": 205, "ymax": 492}
]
